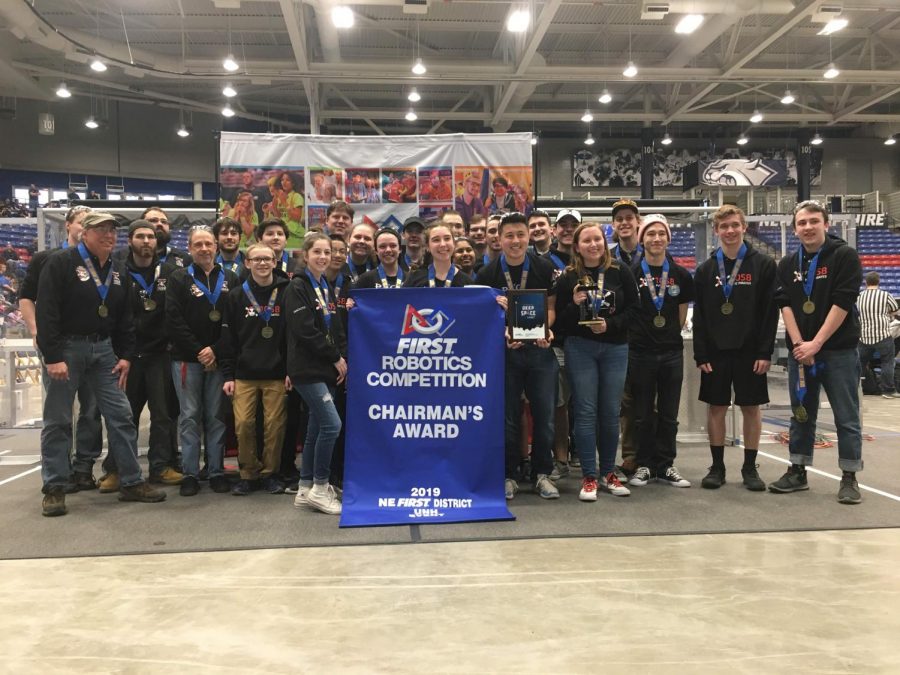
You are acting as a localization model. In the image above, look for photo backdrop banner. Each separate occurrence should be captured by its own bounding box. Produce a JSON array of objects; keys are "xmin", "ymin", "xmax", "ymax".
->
[{"xmin": 219, "ymin": 132, "xmax": 534, "ymax": 249}]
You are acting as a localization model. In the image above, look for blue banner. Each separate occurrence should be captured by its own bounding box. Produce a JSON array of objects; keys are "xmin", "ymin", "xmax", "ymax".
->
[{"xmin": 340, "ymin": 287, "xmax": 513, "ymax": 527}]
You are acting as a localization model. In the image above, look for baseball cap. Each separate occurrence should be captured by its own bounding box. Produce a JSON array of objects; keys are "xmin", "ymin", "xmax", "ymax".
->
[
  {"xmin": 611, "ymin": 199, "xmax": 639, "ymax": 217},
  {"xmin": 402, "ymin": 216, "xmax": 426, "ymax": 232},
  {"xmin": 555, "ymin": 208, "xmax": 582, "ymax": 225},
  {"xmin": 81, "ymin": 212, "xmax": 119, "ymax": 229}
]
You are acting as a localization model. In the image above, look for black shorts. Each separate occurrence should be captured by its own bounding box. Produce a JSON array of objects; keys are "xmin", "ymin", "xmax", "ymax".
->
[{"xmin": 698, "ymin": 351, "xmax": 769, "ymax": 407}]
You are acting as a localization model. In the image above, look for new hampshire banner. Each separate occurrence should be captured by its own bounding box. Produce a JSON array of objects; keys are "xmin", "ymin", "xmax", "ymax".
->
[{"xmin": 340, "ymin": 287, "xmax": 513, "ymax": 527}]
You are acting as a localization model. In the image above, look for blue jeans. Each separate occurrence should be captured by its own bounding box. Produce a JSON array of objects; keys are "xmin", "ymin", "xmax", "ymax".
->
[
  {"xmin": 41, "ymin": 359, "xmax": 102, "ymax": 475},
  {"xmin": 565, "ymin": 338, "xmax": 629, "ymax": 478},
  {"xmin": 788, "ymin": 349, "xmax": 863, "ymax": 471},
  {"xmin": 859, "ymin": 337, "xmax": 896, "ymax": 394},
  {"xmin": 171, "ymin": 361, "xmax": 226, "ymax": 479},
  {"xmin": 505, "ymin": 345, "xmax": 558, "ymax": 480},
  {"xmin": 41, "ymin": 339, "xmax": 142, "ymax": 491},
  {"xmin": 629, "ymin": 348, "xmax": 684, "ymax": 473},
  {"xmin": 296, "ymin": 382, "xmax": 341, "ymax": 485}
]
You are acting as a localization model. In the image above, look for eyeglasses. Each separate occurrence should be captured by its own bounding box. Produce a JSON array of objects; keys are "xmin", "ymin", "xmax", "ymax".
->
[
  {"xmin": 247, "ymin": 257, "xmax": 276, "ymax": 264},
  {"xmin": 146, "ymin": 217, "xmax": 169, "ymax": 224}
]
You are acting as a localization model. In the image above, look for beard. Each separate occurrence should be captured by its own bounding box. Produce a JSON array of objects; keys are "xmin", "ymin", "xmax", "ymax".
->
[{"xmin": 155, "ymin": 227, "xmax": 171, "ymax": 247}]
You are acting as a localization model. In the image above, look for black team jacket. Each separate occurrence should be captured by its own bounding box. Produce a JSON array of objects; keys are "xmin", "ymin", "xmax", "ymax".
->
[{"xmin": 284, "ymin": 273, "xmax": 347, "ymax": 386}]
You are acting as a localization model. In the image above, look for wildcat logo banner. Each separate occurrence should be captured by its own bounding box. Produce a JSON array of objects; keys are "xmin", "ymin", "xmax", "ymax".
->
[{"xmin": 340, "ymin": 287, "xmax": 513, "ymax": 527}]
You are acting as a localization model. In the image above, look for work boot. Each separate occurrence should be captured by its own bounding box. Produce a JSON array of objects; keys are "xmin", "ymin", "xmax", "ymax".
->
[
  {"xmin": 118, "ymin": 482, "xmax": 167, "ymax": 503},
  {"xmin": 98, "ymin": 473, "xmax": 119, "ymax": 493},
  {"xmin": 42, "ymin": 487, "xmax": 68, "ymax": 517}
]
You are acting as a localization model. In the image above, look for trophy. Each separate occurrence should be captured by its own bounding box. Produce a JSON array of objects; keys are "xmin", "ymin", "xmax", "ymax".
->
[{"xmin": 577, "ymin": 275, "xmax": 606, "ymax": 326}]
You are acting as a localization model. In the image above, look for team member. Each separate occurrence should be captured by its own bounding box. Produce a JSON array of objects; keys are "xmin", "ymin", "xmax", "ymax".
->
[
  {"xmin": 453, "ymin": 237, "xmax": 476, "ymax": 277},
  {"xmin": 252, "ymin": 218, "xmax": 299, "ymax": 280},
  {"xmin": 693, "ymin": 206, "xmax": 778, "ymax": 491},
  {"xmin": 555, "ymin": 222, "xmax": 639, "ymax": 500},
  {"xmin": 142, "ymin": 206, "xmax": 191, "ymax": 267},
  {"xmin": 527, "ymin": 210, "xmax": 553, "ymax": 256},
  {"xmin": 468, "ymin": 214, "xmax": 487, "ymax": 260},
  {"xmin": 166, "ymin": 226, "xmax": 239, "ymax": 496},
  {"xmin": 36, "ymin": 212, "xmax": 166, "ymax": 516},
  {"xmin": 771, "ymin": 200, "xmax": 864, "ymax": 504},
  {"xmin": 857, "ymin": 272, "xmax": 899, "ymax": 398},
  {"xmin": 354, "ymin": 228, "xmax": 406, "ymax": 289},
  {"xmin": 609, "ymin": 199, "xmax": 642, "ymax": 265},
  {"xmin": 401, "ymin": 216, "xmax": 426, "ymax": 269},
  {"xmin": 213, "ymin": 217, "xmax": 245, "ymax": 275},
  {"xmin": 221, "ymin": 243, "xmax": 291, "ymax": 496},
  {"xmin": 102, "ymin": 220, "xmax": 183, "ymax": 489},
  {"xmin": 405, "ymin": 223, "xmax": 475, "ymax": 288},
  {"xmin": 285, "ymin": 233, "xmax": 348, "ymax": 515},
  {"xmin": 346, "ymin": 223, "xmax": 377, "ymax": 281},
  {"xmin": 20, "ymin": 205, "xmax": 102, "ymax": 492},
  {"xmin": 441, "ymin": 210, "xmax": 466, "ymax": 238},
  {"xmin": 475, "ymin": 215, "xmax": 503, "ymax": 271},
  {"xmin": 476, "ymin": 212, "xmax": 560, "ymax": 500},
  {"xmin": 325, "ymin": 200, "xmax": 354, "ymax": 240},
  {"xmin": 627, "ymin": 214, "xmax": 694, "ymax": 489}
]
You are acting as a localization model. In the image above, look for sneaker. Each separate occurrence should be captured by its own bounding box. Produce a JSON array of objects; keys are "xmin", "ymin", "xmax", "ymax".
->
[
  {"xmin": 231, "ymin": 479, "xmax": 257, "ymax": 496},
  {"xmin": 741, "ymin": 465, "xmax": 766, "ymax": 492},
  {"xmin": 118, "ymin": 482, "xmax": 167, "ymax": 503},
  {"xmin": 659, "ymin": 466, "xmax": 691, "ymax": 488},
  {"xmin": 71, "ymin": 471, "xmax": 97, "ymax": 491},
  {"xmin": 293, "ymin": 485, "xmax": 309, "ymax": 507},
  {"xmin": 568, "ymin": 452, "xmax": 581, "ymax": 469},
  {"xmin": 504, "ymin": 478, "xmax": 519, "ymax": 500},
  {"xmin": 579, "ymin": 476, "xmax": 598, "ymax": 502},
  {"xmin": 549, "ymin": 460, "xmax": 569, "ymax": 482},
  {"xmin": 535, "ymin": 474, "xmax": 560, "ymax": 499},
  {"xmin": 284, "ymin": 482, "xmax": 300, "ymax": 495},
  {"xmin": 307, "ymin": 483, "xmax": 342, "ymax": 515},
  {"xmin": 261, "ymin": 476, "xmax": 285, "ymax": 494},
  {"xmin": 838, "ymin": 473, "xmax": 862, "ymax": 505},
  {"xmin": 701, "ymin": 465, "xmax": 726, "ymax": 489},
  {"xmin": 209, "ymin": 475, "xmax": 231, "ymax": 494},
  {"xmin": 97, "ymin": 473, "xmax": 119, "ymax": 493},
  {"xmin": 42, "ymin": 487, "xmax": 67, "ymax": 517},
  {"xmin": 603, "ymin": 472, "xmax": 631, "ymax": 496},
  {"xmin": 150, "ymin": 468, "xmax": 184, "ymax": 485},
  {"xmin": 768, "ymin": 465, "xmax": 809, "ymax": 493},
  {"xmin": 882, "ymin": 393, "xmax": 895, "ymax": 400},
  {"xmin": 629, "ymin": 466, "xmax": 652, "ymax": 487},
  {"xmin": 180, "ymin": 475, "xmax": 200, "ymax": 497}
]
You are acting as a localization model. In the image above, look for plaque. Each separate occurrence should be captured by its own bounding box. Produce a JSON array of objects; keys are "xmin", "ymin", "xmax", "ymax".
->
[
  {"xmin": 720, "ymin": 302, "xmax": 734, "ymax": 316},
  {"xmin": 507, "ymin": 289, "xmax": 549, "ymax": 342},
  {"xmin": 261, "ymin": 326, "xmax": 274, "ymax": 339},
  {"xmin": 209, "ymin": 309, "xmax": 222, "ymax": 322},
  {"xmin": 97, "ymin": 305, "xmax": 108, "ymax": 318},
  {"xmin": 802, "ymin": 300, "xmax": 815, "ymax": 314}
]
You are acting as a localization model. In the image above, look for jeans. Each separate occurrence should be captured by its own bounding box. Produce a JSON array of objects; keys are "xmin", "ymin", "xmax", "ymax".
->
[
  {"xmin": 296, "ymin": 382, "xmax": 341, "ymax": 485},
  {"xmin": 629, "ymin": 348, "xmax": 684, "ymax": 473},
  {"xmin": 859, "ymin": 337, "xmax": 897, "ymax": 394},
  {"xmin": 41, "ymin": 339, "xmax": 143, "ymax": 491},
  {"xmin": 788, "ymin": 349, "xmax": 863, "ymax": 471},
  {"xmin": 171, "ymin": 361, "xmax": 226, "ymax": 479},
  {"xmin": 41, "ymin": 359, "xmax": 102, "ymax": 475},
  {"xmin": 504, "ymin": 345, "xmax": 558, "ymax": 480},
  {"xmin": 565, "ymin": 338, "xmax": 629, "ymax": 477},
  {"xmin": 233, "ymin": 379, "xmax": 286, "ymax": 479}
]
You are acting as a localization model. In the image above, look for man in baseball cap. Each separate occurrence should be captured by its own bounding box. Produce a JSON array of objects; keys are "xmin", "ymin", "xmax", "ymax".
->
[
  {"xmin": 555, "ymin": 208, "xmax": 582, "ymax": 226},
  {"xmin": 610, "ymin": 199, "xmax": 642, "ymax": 266},
  {"xmin": 401, "ymin": 216, "xmax": 426, "ymax": 268}
]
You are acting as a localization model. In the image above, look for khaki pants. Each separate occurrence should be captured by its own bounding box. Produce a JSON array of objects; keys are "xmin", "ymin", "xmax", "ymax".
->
[{"xmin": 233, "ymin": 379, "xmax": 286, "ymax": 480}]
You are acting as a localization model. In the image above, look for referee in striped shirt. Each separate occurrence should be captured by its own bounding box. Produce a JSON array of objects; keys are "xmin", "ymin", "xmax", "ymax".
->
[{"xmin": 857, "ymin": 272, "xmax": 900, "ymax": 398}]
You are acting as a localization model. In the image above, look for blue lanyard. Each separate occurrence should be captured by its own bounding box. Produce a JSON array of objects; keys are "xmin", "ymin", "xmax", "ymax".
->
[
  {"xmin": 716, "ymin": 243, "xmax": 746, "ymax": 302},
  {"xmin": 187, "ymin": 264, "xmax": 224, "ymax": 308},
  {"xmin": 241, "ymin": 280, "xmax": 278, "ymax": 322},
  {"xmin": 217, "ymin": 252, "xmax": 243, "ymax": 273},
  {"xmin": 548, "ymin": 252, "xmax": 566, "ymax": 271},
  {"xmin": 77, "ymin": 242, "xmax": 112, "ymax": 304},
  {"xmin": 796, "ymin": 361, "xmax": 823, "ymax": 405},
  {"xmin": 640, "ymin": 257, "xmax": 669, "ymax": 313},
  {"xmin": 616, "ymin": 244, "xmax": 642, "ymax": 265},
  {"xmin": 306, "ymin": 270, "xmax": 333, "ymax": 330},
  {"xmin": 278, "ymin": 251, "xmax": 290, "ymax": 274},
  {"xmin": 500, "ymin": 254, "xmax": 530, "ymax": 290},
  {"xmin": 427, "ymin": 264, "xmax": 456, "ymax": 288},
  {"xmin": 129, "ymin": 263, "xmax": 160, "ymax": 298},
  {"xmin": 482, "ymin": 254, "xmax": 491, "ymax": 267},
  {"xmin": 377, "ymin": 264, "xmax": 404, "ymax": 288},
  {"xmin": 798, "ymin": 247, "xmax": 821, "ymax": 299}
]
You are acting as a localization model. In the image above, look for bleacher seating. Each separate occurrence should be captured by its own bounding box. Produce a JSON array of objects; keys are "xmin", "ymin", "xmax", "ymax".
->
[
  {"xmin": 669, "ymin": 228, "xmax": 696, "ymax": 270},
  {"xmin": 857, "ymin": 226, "xmax": 900, "ymax": 297}
]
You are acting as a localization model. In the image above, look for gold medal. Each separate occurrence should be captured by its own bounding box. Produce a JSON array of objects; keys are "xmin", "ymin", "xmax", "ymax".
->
[
  {"xmin": 802, "ymin": 300, "xmax": 815, "ymax": 314},
  {"xmin": 144, "ymin": 298, "xmax": 157, "ymax": 312},
  {"xmin": 721, "ymin": 302, "xmax": 734, "ymax": 316},
  {"xmin": 794, "ymin": 405, "xmax": 808, "ymax": 423},
  {"xmin": 97, "ymin": 304, "xmax": 109, "ymax": 318},
  {"xmin": 652, "ymin": 314, "xmax": 666, "ymax": 328},
  {"xmin": 261, "ymin": 326, "xmax": 274, "ymax": 339},
  {"xmin": 209, "ymin": 309, "xmax": 221, "ymax": 322}
]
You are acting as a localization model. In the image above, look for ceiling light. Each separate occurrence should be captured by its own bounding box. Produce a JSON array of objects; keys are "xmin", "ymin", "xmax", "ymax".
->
[
  {"xmin": 736, "ymin": 134, "xmax": 749, "ymax": 146},
  {"xmin": 507, "ymin": 9, "xmax": 530, "ymax": 33},
  {"xmin": 823, "ymin": 63, "xmax": 840, "ymax": 79},
  {"xmin": 818, "ymin": 17, "xmax": 848, "ymax": 36},
  {"xmin": 412, "ymin": 58, "xmax": 427, "ymax": 75},
  {"xmin": 581, "ymin": 109, "xmax": 593, "ymax": 123},
  {"xmin": 84, "ymin": 117, "xmax": 99, "ymax": 130},
  {"xmin": 405, "ymin": 109, "xmax": 418, "ymax": 122},
  {"xmin": 623, "ymin": 61, "xmax": 638, "ymax": 78},
  {"xmin": 177, "ymin": 125, "xmax": 191, "ymax": 138},
  {"xmin": 750, "ymin": 109, "xmax": 764, "ymax": 123},
  {"xmin": 89, "ymin": 58, "xmax": 107, "ymax": 73},
  {"xmin": 584, "ymin": 133, "xmax": 595, "ymax": 146},
  {"xmin": 675, "ymin": 14, "xmax": 704, "ymax": 34},
  {"xmin": 331, "ymin": 6, "xmax": 355, "ymax": 29},
  {"xmin": 810, "ymin": 133, "xmax": 823, "ymax": 145},
  {"xmin": 55, "ymin": 82, "xmax": 72, "ymax": 98},
  {"xmin": 223, "ymin": 54, "xmax": 240, "ymax": 72},
  {"xmin": 222, "ymin": 104, "xmax": 235, "ymax": 117},
  {"xmin": 661, "ymin": 132, "xmax": 673, "ymax": 146},
  {"xmin": 530, "ymin": 135, "xmax": 538, "ymax": 146},
  {"xmin": 781, "ymin": 89, "xmax": 795, "ymax": 105},
  {"xmin": 223, "ymin": 84, "xmax": 237, "ymax": 98},
  {"xmin": 407, "ymin": 88, "xmax": 421, "ymax": 103},
  {"xmin": 598, "ymin": 89, "xmax": 612, "ymax": 104},
  {"xmin": 885, "ymin": 136, "xmax": 897, "ymax": 146}
]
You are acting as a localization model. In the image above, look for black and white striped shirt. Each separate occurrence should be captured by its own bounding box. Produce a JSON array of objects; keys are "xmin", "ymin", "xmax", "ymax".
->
[{"xmin": 857, "ymin": 287, "xmax": 899, "ymax": 344}]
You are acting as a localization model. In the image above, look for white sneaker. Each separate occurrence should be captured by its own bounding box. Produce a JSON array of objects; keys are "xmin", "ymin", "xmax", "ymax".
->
[
  {"xmin": 603, "ymin": 472, "xmax": 631, "ymax": 497},
  {"xmin": 579, "ymin": 477, "xmax": 598, "ymax": 502},
  {"xmin": 629, "ymin": 466, "xmax": 652, "ymax": 486},
  {"xmin": 306, "ymin": 483, "xmax": 342, "ymax": 515},
  {"xmin": 504, "ymin": 478, "xmax": 519, "ymax": 500},
  {"xmin": 535, "ymin": 474, "xmax": 560, "ymax": 499},
  {"xmin": 659, "ymin": 466, "xmax": 691, "ymax": 488},
  {"xmin": 293, "ymin": 485, "xmax": 309, "ymax": 508}
]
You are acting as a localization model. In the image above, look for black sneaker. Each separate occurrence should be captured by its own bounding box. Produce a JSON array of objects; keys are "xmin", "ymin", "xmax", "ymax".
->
[
  {"xmin": 701, "ymin": 465, "xmax": 726, "ymax": 489},
  {"xmin": 261, "ymin": 476, "xmax": 285, "ymax": 494},
  {"xmin": 231, "ymin": 479, "xmax": 257, "ymax": 496},
  {"xmin": 180, "ymin": 475, "xmax": 200, "ymax": 497},
  {"xmin": 42, "ymin": 487, "xmax": 68, "ymax": 517},
  {"xmin": 71, "ymin": 471, "xmax": 97, "ymax": 491},
  {"xmin": 838, "ymin": 473, "xmax": 862, "ymax": 505},
  {"xmin": 209, "ymin": 475, "xmax": 231, "ymax": 493},
  {"xmin": 741, "ymin": 465, "xmax": 766, "ymax": 492},
  {"xmin": 768, "ymin": 465, "xmax": 809, "ymax": 493}
]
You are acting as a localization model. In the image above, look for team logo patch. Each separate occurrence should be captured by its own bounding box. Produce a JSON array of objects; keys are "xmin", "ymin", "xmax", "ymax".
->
[
  {"xmin": 190, "ymin": 284, "xmax": 204, "ymax": 298},
  {"xmin": 76, "ymin": 266, "xmax": 90, "ymax": 282},
  {"xmin": 401, "ymin": 304, "xmax": 455, "ymax": 337},
  {"xmin": 112, "ymin": 271, "xmax": 121, "ymax": 285}
]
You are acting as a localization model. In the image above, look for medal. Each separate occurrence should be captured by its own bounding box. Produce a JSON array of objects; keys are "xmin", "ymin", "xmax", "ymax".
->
[
  {"xmin": 716, "ymin": 243, "xmax": 746, "ymax": 315},
  {"xmin": 242, "ymin": 280, "xmax": 279, "ymax": 333},
  {"xmin": 653, "ymin": 314, "xmax": 666, "ymax": 328},
  {"xmin": 209, "ymin": 309, "xmax": 221, "ymax": 322},
  {"xmin": 720, "ymin": 302, "xmax": 734, "ymax": 315},
  {"xmin": 97, "ymin": 305, "xmax": 109, "ymax": 318},
  {"xmin": 802, "ymin": 300, "xmax": 815, "ymax": 314},
  {"xmin": 188, "ymin": 264, "xmax": 226, "ymax": 323},
  {"xmin": 261, "ymin": 326, "xmax": 274, "ymax": 339},
  {"xmin": 794, "ymin": 405, "xmax": 808, "ymax": 423},
  {"xmin": 798, "ymin": 247, "xmax": 821, "ymax": 317},
  {"xmin": 306, "ymin": 270, "xmax": 334, "ymax": 333},
  {"xmin": 641, "ymin": 258, "xmax": 670, "ymax": 331},
  {"xmin": 78, "ymin": 242, "xmax": 113, "ymax": 317},
  {"xmin": 144, "ymin": 298, "xmax": 157, "ymax": 312},
  {"xmin": 130, "ymin": 263, "xmax": 162, "ymax": 315},
  {"xmin": 794, "ymin": 360, "xmax": 818, "ymax": 424}
]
